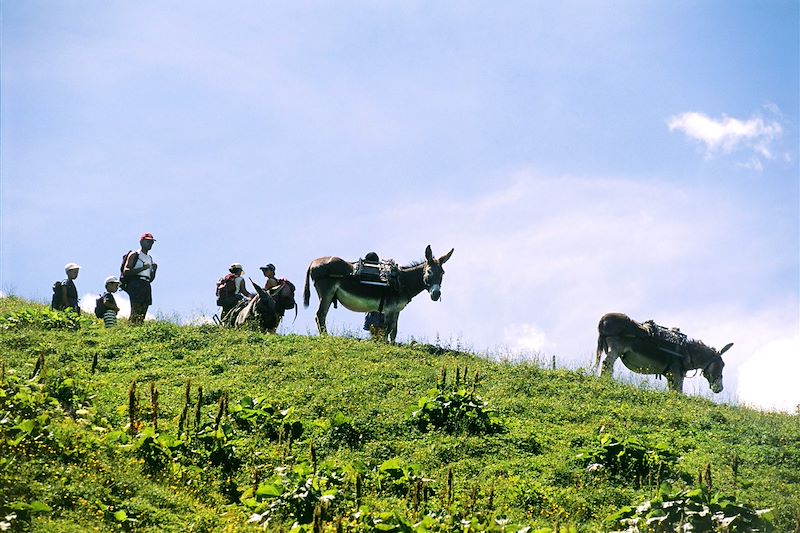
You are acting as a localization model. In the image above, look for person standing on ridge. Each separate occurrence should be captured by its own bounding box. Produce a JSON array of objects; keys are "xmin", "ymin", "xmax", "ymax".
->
[
  {"xmin": 361, "ymin": 252, "xmax": 385, "ymax": 334},
  {"xmin": 123, "ymin": 232, "xmax": 157, "ymax": 325},
  {"xmin": 52, "ymin": 262, "xmax": 81, "ymax": 314},
  {"xmin": 97, "ymin": 276, "xmax": 121, "ymax": 327}
]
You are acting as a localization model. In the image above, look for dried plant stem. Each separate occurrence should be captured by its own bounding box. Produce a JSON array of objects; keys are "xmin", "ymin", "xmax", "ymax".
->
[
  {"xmin": 214, "ymin": 391, "xmax": 228, "ymax": 431},
  {"xmin": 194, "ymin": 386, "xmax": 204, "ymax": 430},
  {"xmin": 150, "ymin": 382, "xmax": 159, "ymax": 432},
  {"xmin": 447, "ymin": 466, "xmax": 454, "ymax": 506},
  {"xmin": 31, "ymin": 353, "xmax": 45, "ymax": 380},
  {"xmin": 128, "ymin": 380, "xmax": 139, "ymax": 435}
]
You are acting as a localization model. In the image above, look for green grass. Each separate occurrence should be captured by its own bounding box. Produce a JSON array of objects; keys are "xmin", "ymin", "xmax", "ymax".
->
[{"xmin": 1, "ymin": 296, "xmax": 798, "ymax": 532}]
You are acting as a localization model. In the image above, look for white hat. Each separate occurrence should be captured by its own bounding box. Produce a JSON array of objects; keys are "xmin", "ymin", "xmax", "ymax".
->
[
  {"xmin": 229, "ymin": 263, "xmax": 243, "ymax": 270},
  {"xmin": 105, "ymin": 276, "xmax": 120, "ymax": 285},
  {"xmin": 64, "ymin": 262, "xmax": 81, "ymax": 272}
]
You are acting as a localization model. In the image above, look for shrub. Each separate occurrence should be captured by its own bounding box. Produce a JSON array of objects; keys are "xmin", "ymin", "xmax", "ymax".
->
[
  {"xmin": 241, "ymin": 461, "xmax": 343, "ymax": 528},
  {"xmin": 376, "ymin": 457, "xmax": 429, "ymax": 497},
  {"xmin": 411, "ymin": 367, "xmax": 503, "ymax": 435},
  {"xmin": 576, "ymin": 433, "xmax": 684, "ymax": 486},
  {"xmin": 607, "ymin": 485, "xmax": 774, "ymax": 532},
  {"xmin": 317, "ymin": 411, "xmax": 371, "ymax": 451},
  {"xmin": 0, "ymin": 308, "xmax": 85, "ymax": 331},
  {"xmin": 229, "ymin": 395, "xmax": 303, "ymax": 440}
]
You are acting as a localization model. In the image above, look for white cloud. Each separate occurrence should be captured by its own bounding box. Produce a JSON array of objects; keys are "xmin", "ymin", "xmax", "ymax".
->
[
  {"xmin": 79, "ymin": 291, "xmax": 155, "ymax": 322},
  {"xmin": 361, "ymin": 171, "xmax": 796, "ymax": 400},
  {"xmin": 737, "ymin": 333, "xmax": 800, "ymax": 413},
  {"xmin": 503, "ymin": 322, "xmax": 550, "ymax": 354},
  {"xmin": 80, "ymin": 292, "xmax": 130, "ymax": 319},
  {"xmin": 667, "ymin": 111, "xmax": 783, "ymax": 166}
]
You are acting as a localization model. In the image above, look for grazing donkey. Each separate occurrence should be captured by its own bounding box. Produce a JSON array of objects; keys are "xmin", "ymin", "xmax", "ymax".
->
[
  {"xmin": 595, "ymin": 312, "xmax": 733, "ymax": 394},
  {"xmin": 303, "ymin": 245, "xmax": 454, "ymax": 342}
]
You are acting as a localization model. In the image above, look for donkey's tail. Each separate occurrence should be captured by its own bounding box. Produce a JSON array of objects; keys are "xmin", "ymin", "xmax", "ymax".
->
[
  {"xmin": 595, "ymin": 335, "xmax": 608, "ymax": 371},
  {"xmin": 303, "ymin": 266, "xmax": 312, "ymax": 308}
]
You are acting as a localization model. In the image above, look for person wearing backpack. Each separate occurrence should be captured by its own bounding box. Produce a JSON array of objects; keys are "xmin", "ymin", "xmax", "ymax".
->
[
  {"xmin": 51, "ymin": 262, "xmax": 81, "ymax": 314},
  {"xmin": 260, "ymin": 263, "xmax": 280, "ymax": 291},
  {"xmin": 95, "ymin": 276, "xmax": 121, "ymax": 327},
  {"xmin": 122, "ymin": 233, "xmax": 157, "ymax": 325},
  {"xmin": 216, "ymin": 263, "xmax": 253, "ymax": 320}
]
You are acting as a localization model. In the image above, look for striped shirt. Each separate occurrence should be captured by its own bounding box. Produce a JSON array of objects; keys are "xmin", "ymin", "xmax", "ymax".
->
[
  {"xmin": 100, "ymin": 292, "xmax": 118, "ymax": 327},
  {"xmin": 103, "ymin": 309, "xmax": 117, "ymax": 328}
]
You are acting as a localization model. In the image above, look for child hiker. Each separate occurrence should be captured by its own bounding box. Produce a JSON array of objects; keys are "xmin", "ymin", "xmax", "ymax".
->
[{"xmin": 97, "ymin": 276, "xmax": 121, "ymax": 327}]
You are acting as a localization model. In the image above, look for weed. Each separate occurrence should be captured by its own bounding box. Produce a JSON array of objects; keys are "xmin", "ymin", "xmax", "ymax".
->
[
  {"xmin": 607, "ymin": 484, "xmax": 774, "ymax": 532},
  {"xmin": 576, "ymin": 432, "xmax": 685, "ymax": 487},
  {"xmin": 0, "ymin": 307, "xmax": 88, "ymax": 331},
  {"xmin": 411, "ymin": 366, "xmax": 503, "ymax": 435}
]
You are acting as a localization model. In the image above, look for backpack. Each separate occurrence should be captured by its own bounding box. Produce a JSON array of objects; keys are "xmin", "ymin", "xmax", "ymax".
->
[
  {"xmin": 51, "ymin": 281, "xmax": 65, "ymax": 310},
  {"xmin": 119, "ymin": 251, "xmax": 138, "ymax": 291},
  {"xmin": 216, "ymin": 274, "xmax": 236, "ymax": 300},
  {"xmin": 94, "ymin": 294, "xmax": 106, "ymax": 318}
]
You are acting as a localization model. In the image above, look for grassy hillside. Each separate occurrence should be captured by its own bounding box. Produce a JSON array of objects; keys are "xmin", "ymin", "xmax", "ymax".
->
[{"xmin": 1, "ymin": 297, "xmax": 798, "ymax": 532}]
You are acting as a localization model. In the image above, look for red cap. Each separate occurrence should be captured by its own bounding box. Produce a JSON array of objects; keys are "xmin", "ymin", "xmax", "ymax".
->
[{"xmin": 140, "ymin": 232, "xmax": 156, "ymax": 241}]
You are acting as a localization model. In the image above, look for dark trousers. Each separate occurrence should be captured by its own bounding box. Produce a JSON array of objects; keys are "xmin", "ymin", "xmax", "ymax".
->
[
  {"xmin": 126, "ymin": 278, "xmax": 152, "ymax": 325},
  {"xmin": 130, "ymin": 302, "xmax": 149, "ymax": 325}
]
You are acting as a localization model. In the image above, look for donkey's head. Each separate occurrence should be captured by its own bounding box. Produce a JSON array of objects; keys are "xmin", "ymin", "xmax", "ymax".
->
[
  {"xmin": 422, "ymin": 245, "xmax": 454, "ymax": 301},
  {"xmin": 696, "ymin": 341, "xmax": 733, "ymax": 394}
]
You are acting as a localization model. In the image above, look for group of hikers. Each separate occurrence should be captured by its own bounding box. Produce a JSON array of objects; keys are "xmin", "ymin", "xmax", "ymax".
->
[
  {"xmin": 51, "ymin": 232, "xmax": 285, "ymax": 329},
  {"xmin": 51, "ymin": 232, "xmax": 159, "ymax": 326}
]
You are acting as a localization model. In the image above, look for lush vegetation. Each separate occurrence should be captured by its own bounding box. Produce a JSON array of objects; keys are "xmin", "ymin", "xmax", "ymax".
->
[{"xmin": 1, "ymin": 296, "xmax": 798, "ymax": 532}]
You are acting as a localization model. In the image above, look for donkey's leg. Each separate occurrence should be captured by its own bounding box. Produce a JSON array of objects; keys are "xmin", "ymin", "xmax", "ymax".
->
[
  {"xmin": 315, "ymin": 303, "xmax": 329, "ymax": 334},
  {"xmin": 271, "ymin": 314, "xmax": 283, "ymax": 334},
  {"xmin": 667, "ymin": 368, "xmax": 685, "ymax": 394},
  {"xmin": 600, "ymin": 347, "xmax": 619, "ymax": 377},
  {"xmin": 315, "ymin": 292, "xmax": 335, "ymax": 335},
  {"xmin": 385, "ymin": 313, "xmax": 399, "ymax": 344}
]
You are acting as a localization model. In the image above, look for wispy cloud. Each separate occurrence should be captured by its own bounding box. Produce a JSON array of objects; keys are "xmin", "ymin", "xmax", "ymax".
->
[
  {"xmin": 361, "ymin": 171, "xmax": 797, "ymax": 402},
  {"xmin": 667, "ymin": 110, "xmax": 784, "ymax": 168}
]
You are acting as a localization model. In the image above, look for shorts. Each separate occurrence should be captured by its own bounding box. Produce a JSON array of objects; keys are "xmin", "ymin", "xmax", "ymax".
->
[{"xmin": 126, "ymin": 278, "xmax": 152, "ymax": 306}]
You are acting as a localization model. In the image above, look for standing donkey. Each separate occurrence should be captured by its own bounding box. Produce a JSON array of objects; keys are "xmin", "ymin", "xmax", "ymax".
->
[
  {"xmin": 303, "ymin": 245, "xmax": 454, "ymax": 342},
  {"xmin": 595, "ymin": 312, "xmax": 733, "ymax": 394}
]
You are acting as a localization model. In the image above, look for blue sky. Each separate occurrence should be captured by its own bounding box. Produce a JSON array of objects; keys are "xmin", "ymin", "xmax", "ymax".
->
[{"xmin": 2, "ymin": 1, "xmax": 798, "ymax": 410}]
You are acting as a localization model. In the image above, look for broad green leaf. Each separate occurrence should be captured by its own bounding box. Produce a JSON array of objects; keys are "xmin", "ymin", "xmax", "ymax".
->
[
  {"xmin": 379, "ymin": 458, "xmax": 403, "ymax": 474},
  {"xmin": 256, "ymin": 483, "xmax": 283, "ymax": 497},
  {"xmin": 28, "ymin": 501, "xmax": 50, "ymax": 513},
  {"xmin": 16, "ymin": 419, "xmax": 36, "ymax": 434}
]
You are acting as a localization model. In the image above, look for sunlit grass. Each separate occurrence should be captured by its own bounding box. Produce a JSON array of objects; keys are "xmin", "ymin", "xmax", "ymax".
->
[{"xmin": 1, "ymin": 297, "xmax": 798, "ymax": 532}]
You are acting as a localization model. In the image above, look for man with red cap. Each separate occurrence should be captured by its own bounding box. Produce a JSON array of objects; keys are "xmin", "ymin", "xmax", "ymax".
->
[{"xmin": 122, "ymin": 232, "xmax": 158, "ymax": 324}]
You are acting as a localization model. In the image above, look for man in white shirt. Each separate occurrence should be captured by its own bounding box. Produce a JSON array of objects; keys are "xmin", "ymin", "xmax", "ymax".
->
[{"xmin": 123, "ymin": 232, "xmax": 158, "ymax": 325}]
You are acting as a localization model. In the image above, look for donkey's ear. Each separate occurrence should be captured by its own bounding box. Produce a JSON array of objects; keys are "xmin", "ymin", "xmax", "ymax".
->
[
  {"xmin": 425, "ymin": 245, "xmax": 434, "ymax": 263},
  {"xmin": 719, "ymin": 342, "xmax": 734, "ymax": 356},
  {"xmin": 439, "ymin": 248, "xmax": 454, "ymax": 264}
]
